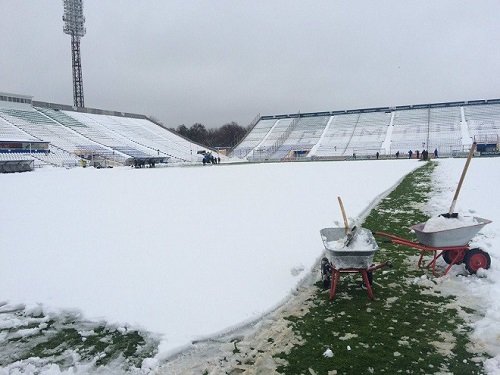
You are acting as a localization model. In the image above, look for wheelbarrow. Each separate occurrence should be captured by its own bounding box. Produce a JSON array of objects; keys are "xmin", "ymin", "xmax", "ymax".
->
[
  {"xmin": 375, "ymin": 216, "xmax": 492, "ymax": 276},
  {"xmin": 320, "ymin": 227, "xmax": 390, "ymax": 300}
]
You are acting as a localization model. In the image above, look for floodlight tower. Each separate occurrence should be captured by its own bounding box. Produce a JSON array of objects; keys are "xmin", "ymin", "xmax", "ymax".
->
[{"xmin": 63, "ymin": 0, "xmax": 86, "ymax": 108}]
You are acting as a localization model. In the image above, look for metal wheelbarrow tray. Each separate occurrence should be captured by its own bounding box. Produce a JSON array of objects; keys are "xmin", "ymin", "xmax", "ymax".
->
[
  {"xmin": 411, "ymin": 216, "xmax": 492, "ymax": 247},
  {"xmin": 320, "ymin": 227, "xmax": 378, "ymax": 269}
]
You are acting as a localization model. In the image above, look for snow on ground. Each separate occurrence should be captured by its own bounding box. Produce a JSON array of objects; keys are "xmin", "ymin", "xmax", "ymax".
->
[
  {"xmin": 0, "ymin": 160, "xmax": 419, "ymax": 371},
  {"xmin": 423, "ymin": 157, "xmax": 500, "ymax": 374}
]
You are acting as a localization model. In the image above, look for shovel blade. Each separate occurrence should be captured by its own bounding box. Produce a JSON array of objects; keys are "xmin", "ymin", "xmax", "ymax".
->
[
  {"xmin": 440, "ymin": 213, "xmax": 459, "ymax": 219},
  {"xmin": 345, "ymin": 226, "xmax": 358, "ymax": 246}
]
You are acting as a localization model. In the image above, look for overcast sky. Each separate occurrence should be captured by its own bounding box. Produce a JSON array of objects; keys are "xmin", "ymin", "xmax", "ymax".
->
[{"xmin": 1, "ymin": 1, "xmax": 500, "ymax": 128}]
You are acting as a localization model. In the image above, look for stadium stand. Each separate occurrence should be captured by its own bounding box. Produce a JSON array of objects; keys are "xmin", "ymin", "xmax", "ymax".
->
[
  {"xmin": 341, "ymin": 111, "xmax": 391, "ymax": 157},
  {"xmin": 427, "ymin": 106, "xmax": 462, "ymax": 155},
  {"xmin": 0, "ymin": 116, "xmax": 38, "ymax": 142},
  {"xmin": 0, "ymin": 91, "xmax": 211, "ymax": 168},
  {"xmin": 59, "ymin": 111, "xmax": 206, "ymax": 162},
  {"xmin": 49, "ymin": 110, "xmax": 157, "ymax": 163},
  {"xmin": 312, "ymin": 114, "xmax": 356, "ymax": 157},
  {"xmin": 463, "ymin": 103, "xmax": 500, "ymax": 154},
  {"xmin": 232, "ymin": 118, "xmax": 277, "ymax": 159},
  {"xmin": 464, "ymin": 103, "xmax": 500, "ymax": 141},
  {"xmin": 232, "ymin": 99, "xmax": 500, "ymax": 161},
  {"xmin": 273, "ymin": 115, "xmax": 330, "ymax": 160},
  {"xmin": 245, "ymin": 118, "xmax": 294, "ymax": 161},
  {"xmin": 390, "ymin": 108, "xmax": 429, "ymax": 156}
]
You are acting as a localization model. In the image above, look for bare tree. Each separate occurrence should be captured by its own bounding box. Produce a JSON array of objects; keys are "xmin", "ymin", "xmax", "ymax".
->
[{"xmin": 170, "ymin": 122, "xmax": 247, "ymax": 148}]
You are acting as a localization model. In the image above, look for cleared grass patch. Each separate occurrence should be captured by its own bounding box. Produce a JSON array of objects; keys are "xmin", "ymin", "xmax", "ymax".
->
[{"xmin": 276, "ymin": 162, "xmax": 488, "ymax": 374}]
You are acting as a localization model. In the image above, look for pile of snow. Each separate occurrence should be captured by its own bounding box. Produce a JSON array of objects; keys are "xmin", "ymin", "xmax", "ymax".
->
[
  {"xmin": 346, "ymin": 228, "xmax": 377, "ymax": 251},
  {"xmin": 422, "ymin": 215, "xmax": 480, "ymax": 232},
  {"xmin": 326, "ymin": 228, "xmax": 377, "ymax": 251}
]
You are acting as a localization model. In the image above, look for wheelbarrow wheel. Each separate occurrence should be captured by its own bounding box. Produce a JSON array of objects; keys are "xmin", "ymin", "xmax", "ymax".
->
[
  {"xmin": 464, "ymin": 248, "xmax": 491, "ymax": 274},
  {"xmin": 442, "ymin": 249, "xmax": 465, "ymax": 265},
  {"xmin": 321, "ymin": 257, "xmax": 332, "ymax": 289}
]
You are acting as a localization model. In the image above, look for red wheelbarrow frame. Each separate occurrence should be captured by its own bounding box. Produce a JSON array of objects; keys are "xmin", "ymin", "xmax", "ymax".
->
[
  {"xmin": 374, "ymin": 231, "xmax": 469, "ymax": 277},
  {"xmin": 329, "ymin": 262, "xmax": 390, "ymax": 300}
]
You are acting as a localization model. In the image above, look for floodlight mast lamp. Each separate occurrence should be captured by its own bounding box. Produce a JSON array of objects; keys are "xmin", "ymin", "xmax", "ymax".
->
[{"xmin": 63, "ymin": 0, "xmax": 86, "ymax": 108}]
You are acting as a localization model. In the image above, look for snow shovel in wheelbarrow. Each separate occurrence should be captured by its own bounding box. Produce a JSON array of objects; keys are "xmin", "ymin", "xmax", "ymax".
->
[
  {"xmin": 441, "ymin": 142, "xmax": 476, "ymax": 219},
  {"xmin": 337, "ymin": 196, "xmax": 357, "ymax": 246}
]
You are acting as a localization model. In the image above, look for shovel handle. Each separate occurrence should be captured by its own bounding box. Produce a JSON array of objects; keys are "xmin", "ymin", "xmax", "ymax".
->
[
  {"xmin": 337, "ymin": 196, "xmax": 349, "ymax": 234},
  {"xmin": 448, "ymin": 142, "xmax": 476, "ymax": 215}
]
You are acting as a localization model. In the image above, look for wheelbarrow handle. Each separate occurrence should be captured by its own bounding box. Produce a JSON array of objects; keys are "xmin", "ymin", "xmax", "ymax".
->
[
  {"xmin": 373, "ymin": 231, "xmax": 406, "ymax": 242},
  {"xmin": 448, "ymin": 142, "xmax": 476, "ymax": 216},
  {"xmin": 337, "ymin": 196, "xmax": 350, "ymax": 235}
]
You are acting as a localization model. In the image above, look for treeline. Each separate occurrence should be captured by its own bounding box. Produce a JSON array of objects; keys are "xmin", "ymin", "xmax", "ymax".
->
[{"xmin": 169, "ymin": 122, "xmax": 250, "ymax": 149}]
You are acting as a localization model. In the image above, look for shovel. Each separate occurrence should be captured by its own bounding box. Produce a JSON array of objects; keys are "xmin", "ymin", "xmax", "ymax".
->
[
  {"xmin": 337, "ymin": 196, "xmax": 357, "ymax": 246},
  {"xmin": 441, "ymin": 142, "xmax": 476, "ymax": 218}
]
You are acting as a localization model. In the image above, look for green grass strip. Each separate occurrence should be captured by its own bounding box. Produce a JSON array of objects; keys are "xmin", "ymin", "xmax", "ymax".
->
[{"xmin": 276, "ymin": 162, "xmax": 488, "ymax": 374}]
